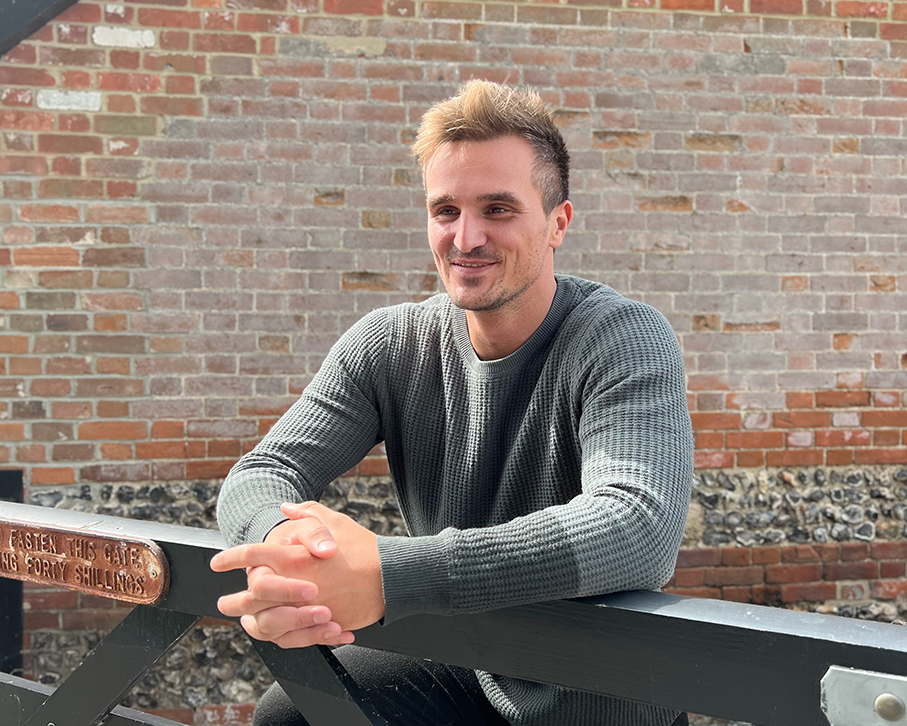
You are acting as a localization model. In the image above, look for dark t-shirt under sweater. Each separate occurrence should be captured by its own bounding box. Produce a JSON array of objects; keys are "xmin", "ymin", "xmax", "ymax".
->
[{"xmin": 218, "ymin": 274, "xmax": 694, "ymax": 726}]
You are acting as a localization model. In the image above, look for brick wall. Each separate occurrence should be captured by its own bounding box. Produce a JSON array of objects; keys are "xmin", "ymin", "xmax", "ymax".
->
[
  {"xmin": 667, "ymin": 541, "xmax": 907, "ymax": 610},
  {"xmin": 1, "ymin": 0, "xmax": 906, "ymax": 489}
]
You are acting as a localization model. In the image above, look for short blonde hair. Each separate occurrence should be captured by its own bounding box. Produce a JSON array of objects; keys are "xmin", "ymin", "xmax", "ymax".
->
[{"xmin": 412, "ymin": 80, "xmax": 570, "ymax": 216}]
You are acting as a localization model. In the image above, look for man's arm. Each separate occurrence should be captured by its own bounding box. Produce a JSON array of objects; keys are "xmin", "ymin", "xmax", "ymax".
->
[
  {"xmin": 213, "ymin": 310, "xmax": 389, "ymax": 646},
  {"xmin": 215, "ymin": 300, "xmax": 692, "ymax": 642}
]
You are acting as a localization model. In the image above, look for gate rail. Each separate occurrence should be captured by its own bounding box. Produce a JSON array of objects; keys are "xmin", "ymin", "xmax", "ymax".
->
[{"xmin": 1, "ymin": 500, "xmax": 905, "ymax": 726}]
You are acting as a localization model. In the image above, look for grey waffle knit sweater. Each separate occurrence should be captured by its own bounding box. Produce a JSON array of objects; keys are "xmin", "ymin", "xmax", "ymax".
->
[{"xmin": 218, "ymin": 274, "xmax": 694, "ymax": 726}]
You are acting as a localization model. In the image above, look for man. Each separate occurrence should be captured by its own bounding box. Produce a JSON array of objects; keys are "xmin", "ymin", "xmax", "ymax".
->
[{"xmin": 212, "ymin": 80, "xmax": 694, "ymax": 726}]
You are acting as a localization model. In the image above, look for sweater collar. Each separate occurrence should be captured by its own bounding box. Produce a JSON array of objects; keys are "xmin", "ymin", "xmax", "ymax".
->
[{"xmin": 451, "ymin": 275, "xmax": 573, "ymax": 376}]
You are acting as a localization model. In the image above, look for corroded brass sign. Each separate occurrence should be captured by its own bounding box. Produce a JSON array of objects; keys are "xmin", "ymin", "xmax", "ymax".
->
[{"xmin": 0, "ymin": 517, "xmax": 169, "ymax": 604}]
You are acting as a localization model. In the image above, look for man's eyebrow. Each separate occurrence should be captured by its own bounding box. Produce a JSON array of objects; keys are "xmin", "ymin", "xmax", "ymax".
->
[
  {"xmin": 427, "ymin": 194, "xmax": 455, "ymax": 208},
  {"xmin": 426, "ymin": 192, "xmax": 521, "ymax": 208}
]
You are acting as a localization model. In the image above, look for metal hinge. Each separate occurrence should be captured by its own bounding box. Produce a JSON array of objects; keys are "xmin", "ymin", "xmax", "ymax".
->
[{"xmin": 822, "ymin": 666, "xmax": 907, "ymax": 726}]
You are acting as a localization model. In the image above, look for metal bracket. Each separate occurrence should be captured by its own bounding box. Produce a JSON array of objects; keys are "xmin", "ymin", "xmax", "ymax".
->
[{"xmin": 822, "ymin": 666, "xmax": 907, "ymax": 726}]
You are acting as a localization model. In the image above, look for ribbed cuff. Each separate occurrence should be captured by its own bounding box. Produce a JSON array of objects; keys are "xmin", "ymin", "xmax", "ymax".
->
[
  {"xmin": 244, "ymin": 508, "xmax": 289, "ymax": 544},
  {"xmin": 376, "ymin": 533, "xmax": 452, "ymax": 624}
]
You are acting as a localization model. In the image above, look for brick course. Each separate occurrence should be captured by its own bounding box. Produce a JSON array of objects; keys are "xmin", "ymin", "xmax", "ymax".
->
[{"xmin": 1, "ymin": 2, "xmax": 906, "ymax": 504}]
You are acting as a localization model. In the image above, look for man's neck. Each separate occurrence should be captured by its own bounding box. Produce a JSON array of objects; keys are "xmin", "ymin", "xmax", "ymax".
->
[{"xmin": 465, "ymin": 277, "xmax": 558, "ymax": 361}]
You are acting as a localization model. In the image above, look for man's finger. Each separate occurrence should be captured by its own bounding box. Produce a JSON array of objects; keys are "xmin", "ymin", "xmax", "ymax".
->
[
  {"xmin": 210, "ymin": 542, "xmax": 313, "ymax": 573},
  {"xmin": 278, "ymin": 502, "xmax": 338, "ymax": 557},
  {"xmin": 252, "ymin": 605, "xmax": 334, "ymax": 639},
  {"xmin": 271, "ymin": 626, "xmax": 356, "ymax": 650},
  {"xmin": 239, "ymin": 613, "xmax": 350, "ymax": 648},
  {"xmin": 247, "ymin": 568, "xmax": 318, "ymax": 602}
]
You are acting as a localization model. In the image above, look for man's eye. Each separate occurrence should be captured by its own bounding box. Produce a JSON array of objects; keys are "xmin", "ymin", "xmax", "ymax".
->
[
  {"xmin": 435, "ymin": 208, "xmax": 458, "ymax": 217},
  {"xmin": 487, "ymin": 206, "xmax": 509, "ymax": 215}
]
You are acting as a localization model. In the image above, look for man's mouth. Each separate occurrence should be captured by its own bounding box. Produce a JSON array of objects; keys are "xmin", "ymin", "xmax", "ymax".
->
[{"xmin": 450, "ymin": 259, "xmax": 497, "ymax": 267}]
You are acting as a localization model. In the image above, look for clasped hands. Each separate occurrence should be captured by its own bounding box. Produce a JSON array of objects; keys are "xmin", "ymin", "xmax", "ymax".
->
[{"xmin": 210, "ymin": 502, "xmax": 385, "ymax": 649}]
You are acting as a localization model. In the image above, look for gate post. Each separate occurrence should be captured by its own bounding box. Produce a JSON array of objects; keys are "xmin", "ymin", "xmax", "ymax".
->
[{"xmin": 0, "ymin": 470, "xmax": 24, "ymax": 676}]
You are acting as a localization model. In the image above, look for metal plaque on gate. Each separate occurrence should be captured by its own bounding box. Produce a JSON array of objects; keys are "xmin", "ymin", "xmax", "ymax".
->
[{"xmin": 0, "ymin": 517, "xmax": 169, "ymax": 604}]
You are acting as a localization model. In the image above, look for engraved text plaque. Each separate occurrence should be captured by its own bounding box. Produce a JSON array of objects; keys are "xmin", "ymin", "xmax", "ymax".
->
[{"xmin": 0, "ymin": 517, "xmax": 169, "ymax": 604}]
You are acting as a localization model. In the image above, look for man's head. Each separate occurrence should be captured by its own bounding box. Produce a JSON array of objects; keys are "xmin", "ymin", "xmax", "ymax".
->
[{"xmin": 413, "ymin": 80, "xmax": 570, "ymax": 217}]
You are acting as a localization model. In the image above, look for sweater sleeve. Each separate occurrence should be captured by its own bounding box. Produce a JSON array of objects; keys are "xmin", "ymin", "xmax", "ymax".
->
[
  {"xmin": 377, "ymin": 301, "xmax": 693, "ymax": 623},
  {"xmin": 216, "ymin": 309, "xmax": 387, "ymax": 547}
]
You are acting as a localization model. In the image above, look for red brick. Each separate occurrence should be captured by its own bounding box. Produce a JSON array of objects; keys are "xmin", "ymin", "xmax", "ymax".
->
[
  {"xmin": 110, "ymin": 51, "xmax": 141, "ymax": 69},
  {"xmin": 721, "ymin": 548, "xmax": 752, "ymax": 566},
  {"xmin": 840, "ymin": 542, "xmax": 870, "ymax": 561},
  {"xmin": 816, "ymin": 430, "xmax": 872, "ymax": 447},
  {"xmin": 31, "ymin": 467, "xmax": 75, "ymax": 485},
  {"xmin": 773, "ymin": 411, "xmax": 830, "ymax": 428},
  {"xmin": 691, "ymin": 413, "xmax": 741, "ymax": 430},
  {"xmin": 25, "ymin": 589, "xmax": 79, "ymax": 610},
  {"xmin": 855, "ymin": 449, "xmax": 907, "ymax": 465},
  {"xmin": 751, "ymin": 585, "xmax": 783, "ymax": 606},
  {"xmin": 780, "ymin": 583, "xmax": 837, "ymax": 603},
  {"xmin": 862, "ymin": 410, "xmax": 907, "ymax": 427},
  {"xmin": 0, "ymin": 110, "xmax": 55, "ymax": 131},
  {"xmin": 721, "ymin": 586, "xmax": 753, "ymax": 603},
  {"xmin": 78, "ymin": 421, "xmax": 148, "ymax": 440},
  {"xmin": 141, "ymin": 96, "xmax": 204, "ymax": 116},
  {"xmin": 871, "ymin": 580, "xmax": 907, "ymax": 600},
  {"xmin": 825, "ymin": 561, "xmax": 879, "ymax": 580},
  {"xmin": 24, "ymin": 611, "xmax": 60, "ymax": 630},
  {"xmin": 872, "ymin": 542, "xmax": 907, "ymax": 560},
  {"xmin": 751, "ymin": 0, "xmax": 804, "ymax": 12},
  {"xmin": 0, "ymin": 292, "xmax": 21, "ymax": 309},
  {"xmin": 237, "ymin": 13, "xmax": 300, "ymax": 32},
  {"xmin": 815, "ymin": 391, "xmax": 871, "ymax": 408},
  {"xmin": 880, "ymin": 561, "xmax": 907, "ymax": 578},
  {"xmin": 726, "ymin": 431, "xmax": 784, "ymax": 449},
  {"xmin": 752, "ymin": 547, "xmax": 781, "ymax": 565},
  {"xmin": 662, "ymin": 0, "xmax": 714, "ymax": 8},
  {"xmin": 816, "ymin": 545, "xmax": 840, "ymax": 562},
  {"xmin": 193, "ymin": 33, "xmax": 257, "ymax": 53},
  {"xmin": 826, "ymin": 449, "xmax": 855, "ymax": 466},
  {"xmin": 138, "ymin": 8, "xmax": 201, "ymax": 26},
  {"xmin": 186, "ymin": 459, "xmax": 234, "ymax": 479},
  {"xmin": 63, "ymin": 609, "xmax": 130, "ymax": 631},
  {"xmin": 58, "ymin": 2, "xmax": 102, "ymax": 21},
  {"xmin": 765, "ymin": 564, "xmax": 822, "ymax": 584},
  {"xmin": 37, "ymin": 134, "xmax": 102, "ymax": 155},
  {"xmin": 767, "ymin": 450, "xmax": 824, "ymax": 467},
  {"xmin": 672, "ymin": 569, "xmax": 705, "ymax": 587},
  {"xmin": 882, "ymin": 23, "xmax": 907, "ymax": 41},
  {"xmin": 676, "ymin": 548, "xmax": 721, "ymax": 567},
  {"xmin": 786, "ymin": 392, "xmax": 814, "ymax": 408},
  {"xmin": 735, "ymin": 451, "xmax": 766, "ymax": 467},
  {"xmin": 704, "ymin": 566, "xmax": 764, "ymax": 586},
  {"xmin": 781, "ymin": 545, "xmax": 821, "ymax": 563},
  {"xmin": 0, "ymin": 423, "xmax": 25, "ymax": 441},
  {"xmin": 0, "ymin": 67, "xmax": 55, "ymax": 87}
]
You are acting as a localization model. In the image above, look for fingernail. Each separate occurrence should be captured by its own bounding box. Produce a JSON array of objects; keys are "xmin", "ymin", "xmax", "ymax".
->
[
  {"xmin": 316, "ymin": 541, "xmax": 336, "ymax": 553},
  {"xmin": 313, "ymin": 611, "xmax": 330, "ymax": 624},
  {"xmin": 210, "ymin": 555, "xmax": 221, "ymax": 569}
]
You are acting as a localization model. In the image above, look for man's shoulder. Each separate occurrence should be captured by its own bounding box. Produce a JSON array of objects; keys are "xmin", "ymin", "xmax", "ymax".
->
[
  {"xmin": 557, "ymin": 274, "xmax": 653, "ymax": 323},
  {"xmin": 554, "ymin": 275, "xmax": 678, "ymax": 356}
]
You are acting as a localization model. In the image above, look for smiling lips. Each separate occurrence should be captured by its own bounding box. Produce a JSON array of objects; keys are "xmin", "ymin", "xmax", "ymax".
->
[{"xmin": 449, "ymin": 257, "xmax": 498, "ymax": 269}]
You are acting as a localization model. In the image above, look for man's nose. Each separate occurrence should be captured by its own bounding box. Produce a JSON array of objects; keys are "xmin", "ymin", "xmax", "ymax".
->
[{"xmin": 453, "ymin": 213, "xmax": 486, "ymax": 252}]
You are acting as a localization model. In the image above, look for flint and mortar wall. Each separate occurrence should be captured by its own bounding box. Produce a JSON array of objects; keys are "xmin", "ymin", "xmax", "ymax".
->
[{"xmin": 1, "ymin": 0, "xmax": 907, "ymax": 721}]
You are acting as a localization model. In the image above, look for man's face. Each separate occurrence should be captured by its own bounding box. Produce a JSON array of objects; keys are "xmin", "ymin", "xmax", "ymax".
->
[{"xmin": 423, "ymin": 136, "xmax": 570, "ymax": 315}]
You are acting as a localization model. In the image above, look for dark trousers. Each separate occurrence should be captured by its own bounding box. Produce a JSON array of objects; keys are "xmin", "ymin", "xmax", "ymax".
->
[{"xmin": 254, "ymin": 645, "xmax": 690, "ymax": 726}]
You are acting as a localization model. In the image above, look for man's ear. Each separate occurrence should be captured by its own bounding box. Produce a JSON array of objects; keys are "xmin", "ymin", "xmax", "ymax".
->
[{"xmin": 549, "ymin": 200, "xmax": 573, "ymax": 251}]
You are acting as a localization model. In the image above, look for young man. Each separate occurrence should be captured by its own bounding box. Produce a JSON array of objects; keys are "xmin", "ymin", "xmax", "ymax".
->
[{"xmin": 212, "ymin": 81, "xmax": 694, "ymax": 726}]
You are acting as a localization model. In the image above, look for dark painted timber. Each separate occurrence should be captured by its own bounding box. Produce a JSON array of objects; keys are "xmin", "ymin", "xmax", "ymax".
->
[
  {"xmin": 0, "ymin": 0, "xmax": 80, "ymax": 57},
  {"xmin": 1, "ymin": 501, "xmax": 905, "ymax": 726},
  {"xmin": 0, "ymin": 472, "xmax": 23, "ymax": 676}
]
